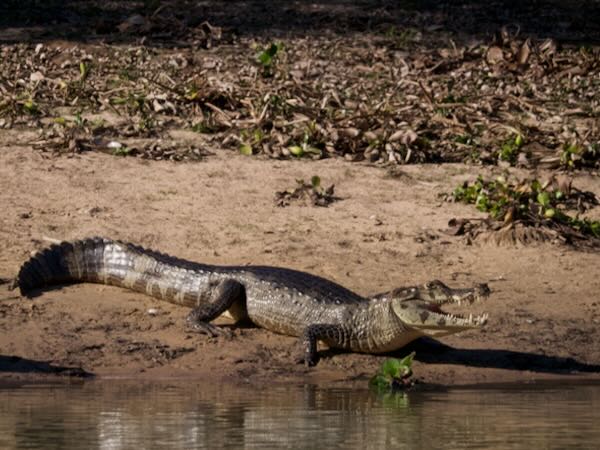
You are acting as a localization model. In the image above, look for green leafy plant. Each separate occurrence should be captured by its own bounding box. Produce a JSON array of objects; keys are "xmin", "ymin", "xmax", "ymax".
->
[
  {"xmin": 239, "ymin": 127, "xmax": 267, "ymax": 155},
  {"xmin": 384, "ymin": 26, "xmax": 419, "ymax": 48},
  {"xmin": 497, "ymin": 133, "xmax": 524, "ymax": 164},
  {"xmin": 274, "ymin": 175, "xmax": 336, "ymax": 207},
  {"xmin": 309, "ymin": 175, "xmax": 321, "ymax": 189},
  {"xmin": 288, "ymin": 131, "xmax": 323, "ymax": 158},
  {"xmin": 73, "ymin": 112, "xmax": 87, "ymax": 127},
  {"xmin": 79, "ymin": 61, "xmax": 90, "ymax": 82},
  {"xmin": 239, "ymin": 143, "xmax": 253, "ymax": 156},
  {"xmin": 452, "ymin": 176, "xmax": 600, "ymax": 239},
  {"xmin": 257, "ymin": 42, "xmax": 282, "ymax": 66},
  {"xmin": 560, "ymin": 142, "xmax": 600, "ymax": 169},
  {"xmin": 118, "ymin": 66, "xmax": 139, "ymax": 81},
  {"xmin": 111, "ymin": 93, "xmax": 149, "ymax": 116},
  {"xmin": 21, "ymin": 98, "xmax": 39, "ymax": 115},
  {"xmin": 454, "ymin": 133, "xmax": 475, "ymax": 146},
  {"xmin": 256, "ymin": 42, "xmax": 284, "ymax": 76},
  {"xmin": 112, "ymin": 146, "xmax": 134, "ymax": 157},
  {"xmin": 369, "ymin": 352, "xmax": 415, "ymax": 392}
]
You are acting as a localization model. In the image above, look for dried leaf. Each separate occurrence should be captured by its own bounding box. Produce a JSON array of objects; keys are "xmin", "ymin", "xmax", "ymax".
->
[
  {"xmin": 516, "ymin": 39, "xmax": 531, "ymax": 65},
  {"xmin": 486, "ymin": 46, "xmax": 504, "ymax": 65}
]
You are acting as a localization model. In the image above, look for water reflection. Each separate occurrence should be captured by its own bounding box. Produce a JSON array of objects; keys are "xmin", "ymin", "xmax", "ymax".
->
[{"xmin": 0, "ymin": 381, "xmax": 599, "ymax": 449}]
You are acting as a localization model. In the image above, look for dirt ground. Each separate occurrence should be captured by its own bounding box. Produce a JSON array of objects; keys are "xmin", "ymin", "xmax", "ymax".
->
[{"xmin": 1, "ymin": 145, "xmax": 600, "ymax": 386}]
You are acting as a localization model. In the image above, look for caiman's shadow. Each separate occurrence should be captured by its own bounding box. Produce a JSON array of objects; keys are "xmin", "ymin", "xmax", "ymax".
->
[
  {"xmin": 0, "ymin": 355, "xmax": 93, "ymax": 377},
  {"xmin": 392, "ymin": 338, "xmax": 600, "ymax": 374}
]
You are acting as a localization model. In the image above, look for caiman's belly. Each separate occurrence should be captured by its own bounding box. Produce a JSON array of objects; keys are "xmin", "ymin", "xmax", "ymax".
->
[
  {"xmin": 347, "ymin": 329, "xmax": 424, "ymax": 354},
  {"xmin": 245, "ymin": 294, "xmax": 354, "ymax": 338}
]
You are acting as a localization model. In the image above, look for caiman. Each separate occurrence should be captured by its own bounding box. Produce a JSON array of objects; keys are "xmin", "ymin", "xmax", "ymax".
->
[{"xmin": 15, "ymin": 237, "xmax": 490, "ymax": 366}]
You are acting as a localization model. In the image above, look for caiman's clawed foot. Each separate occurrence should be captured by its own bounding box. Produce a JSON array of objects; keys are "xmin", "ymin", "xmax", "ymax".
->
[
  {"xmin": 185, "ymin": 314, "xmax": 232, "ymax": 339},
  {"xmin": 304, "ymin": 353, "xmax": 319, "ymax": 367},
  {"xmin": 293, "ymin": 345, "xmax": 319, "ymax": 367},
  {"xmin": 297, "ymin": 324, "xmax": 341, "ymax": 367}
]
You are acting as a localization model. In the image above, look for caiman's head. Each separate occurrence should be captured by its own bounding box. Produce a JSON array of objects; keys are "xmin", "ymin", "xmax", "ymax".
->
[{"xmin": 387, "ymin": 280, "xmax": 489, "ymax": 337}]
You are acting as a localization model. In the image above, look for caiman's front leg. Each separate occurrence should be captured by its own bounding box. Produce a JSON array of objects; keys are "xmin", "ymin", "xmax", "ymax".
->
[
  {"xmin": 299, "ymin": 324, "xmax": 347, "ymax": 367},
  {"xmin": 186, "ymin": 279, "xmax": 245, "ymax": 337}
]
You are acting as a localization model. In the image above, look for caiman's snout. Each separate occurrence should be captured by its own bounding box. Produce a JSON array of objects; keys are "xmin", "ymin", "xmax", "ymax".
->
[
  {"xmin": 391, "ymin": 280, "xmax": 490, "ymax": 336},
  {"xmin": 422, "ymin": 280, "xmax": 490, "ymax": 305}
]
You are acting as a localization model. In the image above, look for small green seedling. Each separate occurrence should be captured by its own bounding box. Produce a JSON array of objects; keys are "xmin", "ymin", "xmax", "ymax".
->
[
  {"xmin": 288, "ymin": 129, "xmax": 324, "ymax": 158},
  {"xmin": 74, "ymin": 112, "xmax": 86, "ymax": 127},
  {"xmin": 288, "ymin": 143, "xmax": 322, "ymax": 158},
  {"xmin": 239, "ymin": 143, "xmax": 253, "ymax": 156},
  {"xmin": 257, "ymin": 42, "xmax": 282, "ymax": 67},
  {"xmin": 22, "ymin": 98, "xmax": 39, "ymax": 115},
  {"xmin": 256, "ymin": 42, "xmax": 284, "ymax": 76},
  {"xmin": 369, "ymin": 352, "xmax": 415, "ymax": 392},
  {"xmin": 239, "ymin": 127, "xmax": 266, "ymax": 155},
  {"xmin": 560, "ymin": 142, "xmax": 600, "ymax": 169},
  {"xmin": 79, "ymin": 61, "xmax": 89, "ymax": 82},
  {"xmin": 274, "ymin": 175, "xmax": 336, "ymax": 207},
  {"xmin": 112, "ymin": 146, "xmax": 134, "ymax": 157},
  {"xmin": 310, "ymin": 175, "xmax": 321, "ymax": 189},
  {"xmin": 498, "ymin": 133, "xmax": 524, "ymax": 164}
]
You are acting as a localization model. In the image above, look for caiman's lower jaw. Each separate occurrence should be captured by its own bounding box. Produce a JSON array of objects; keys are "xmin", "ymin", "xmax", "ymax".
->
[
  {"xmin": 396, "ymin": 300, "xmax": 489, "ymax": 335},
  {"xmin": 423, "ymin": 303, "xmax": 488, "ymax": 328}
]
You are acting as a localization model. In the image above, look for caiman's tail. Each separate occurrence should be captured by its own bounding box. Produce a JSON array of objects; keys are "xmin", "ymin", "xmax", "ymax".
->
[
  {"xmin": 15, "ymin": 238, "xmax": 209, "ymax": 308},
  {"xmin": 16, "ymin": 237, "xmax": 114, "ymax": 297}
]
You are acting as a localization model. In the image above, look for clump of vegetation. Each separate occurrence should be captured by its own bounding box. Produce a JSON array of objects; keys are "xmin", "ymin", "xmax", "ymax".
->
[
  {"xmin": 369, "ymin": 352, "xmax": 416, "ymax": 392},
  {"xmin": 111, "ymin": 145, "xmax": 135, "ymax": 157},
  {"xmin": 191, "ymin": 112, "xmax": 222, "ymax": 134},
  {"xmin": 449, "ymin": 175, "xmax": 600, "ymax": 248},
  {"xmin": 383, "ymin": 26, "xmax": 420, "ymax": 49},
  {"xmin": 287, "ymin": 125, "xmax": 324, "ymax": 158},
  {"xmin": 497, "ymin": 133, "xmax": 524, "ymax": 165},
  {"xmin": 274, "ymin": 176, "xmax": 337, "ymax": 207},
  {"xmin": 560, "ymin": 142, "xmax": 600, "ymax": 169},
  {"xmin": 21, "ymin": 98, "xmax": 40, "ymax": 115},
  {"xmin": 238, "ymin": 127, "xmax": 267, "ymax": 155},
  {"xmin": 256, "ymin": 42, "xmax": 284, "ymax": 77}
]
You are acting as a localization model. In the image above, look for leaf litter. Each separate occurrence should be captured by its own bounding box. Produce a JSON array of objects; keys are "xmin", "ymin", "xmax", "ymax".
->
[{"xmin": 1, "ymin": 1, "xmax": 598, "ymax": 167}]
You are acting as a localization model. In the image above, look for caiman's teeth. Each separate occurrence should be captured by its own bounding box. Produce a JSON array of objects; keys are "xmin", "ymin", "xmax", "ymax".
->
[
  {"xmin": 445, "ymin": 312, "xmax": 488, "ymax": 326},
  {"xmin": 475, "ymin": 313, "xmax": 488, "ymax": 325}
]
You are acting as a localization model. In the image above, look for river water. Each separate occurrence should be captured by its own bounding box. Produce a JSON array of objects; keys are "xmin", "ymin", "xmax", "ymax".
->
[{"xmin": 0, "ymin": 381, "xmax": 599, "ymax": 449}]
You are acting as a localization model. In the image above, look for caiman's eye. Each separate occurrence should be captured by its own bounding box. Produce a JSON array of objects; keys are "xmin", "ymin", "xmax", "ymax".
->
[{"xmin": 425, "ymin": 280, "xmax": 443, "ymax": 289}]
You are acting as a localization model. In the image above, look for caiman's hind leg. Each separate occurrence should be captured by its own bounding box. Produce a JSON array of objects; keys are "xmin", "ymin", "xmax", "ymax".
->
[
  {"xmin": 298, "ymin": 324, "xmax": 347, "ymax": 367},
  {"xmin": 186, "ymin": 279, "xmax": 245, "ymax": 337}
]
